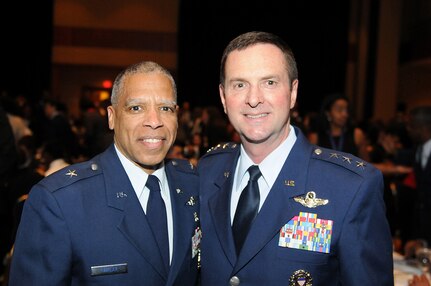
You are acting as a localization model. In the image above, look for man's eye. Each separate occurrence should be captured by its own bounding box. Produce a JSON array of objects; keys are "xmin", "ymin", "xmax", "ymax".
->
[
  {"xmin": 263, "ymin": 80, "xmax": 277, "ymax": 88},
  {"xmin": 233, "ymin": 82, "xmax": 245, "ymax": 89},
  {"xmin": 160, "ymin": 106, "xmax": 175, "ymax": 112},
  {"xmin": 128, "ymin": 106, "xmax": 142, "ymax": 112}
]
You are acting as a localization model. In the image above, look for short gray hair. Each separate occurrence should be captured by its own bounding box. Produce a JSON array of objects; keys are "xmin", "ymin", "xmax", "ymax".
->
[{"xmin": 110, "ymin": 61, "xmax": 177, "ymax": 106}]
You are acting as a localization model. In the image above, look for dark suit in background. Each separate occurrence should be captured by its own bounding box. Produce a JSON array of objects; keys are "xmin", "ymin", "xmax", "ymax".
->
[
  {"xmin": 0, "ymin": 103, "xmax": 18, "ymax": 275},
  {"xmin": 407, "ymin": 106, "xmax": 431, "ymax": 245}
]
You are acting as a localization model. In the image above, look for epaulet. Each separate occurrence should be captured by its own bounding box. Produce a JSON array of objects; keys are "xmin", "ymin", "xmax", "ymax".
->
[
  {"xmin": 201, "ymin": 142, "xmax": 239, "ymax": 158},
  {"xmin": 39, "ymin": 160, "xmax": 103, "ymax": 193},
  {"xmin": 310, "ymin": 146, "xmax": 370, "ymax": 175},
  {"xmin": 166, "ymin": 158, "xmax": 197, "ymax": 173}
]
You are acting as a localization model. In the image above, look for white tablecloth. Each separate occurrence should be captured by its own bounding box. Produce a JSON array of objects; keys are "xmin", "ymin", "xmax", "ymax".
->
[{"xmin": 394, "ymin": 251, "xmax": 425, "ymax": 286}]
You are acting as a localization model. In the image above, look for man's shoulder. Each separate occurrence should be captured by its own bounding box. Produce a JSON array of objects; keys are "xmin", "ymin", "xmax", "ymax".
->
[
  {"xmin": 165, "ymin": 158, "xmax": 197, "ymax": 174},
  {"xmin": 39, "ymin": 159, "xmax": 103, "ymax": 193},
  {"xmin": 310, "ymin": 146, "xmax": 376, "ymax": 177},
  {"xmin": 201, "ymin": 142, "xmax": 240, "ymax": 159}
]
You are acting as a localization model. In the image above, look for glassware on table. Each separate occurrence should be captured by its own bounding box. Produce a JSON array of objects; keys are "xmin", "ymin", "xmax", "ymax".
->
[{"xmin": 415, "ymin": 247, "xmax": 431, "ymax": 274}]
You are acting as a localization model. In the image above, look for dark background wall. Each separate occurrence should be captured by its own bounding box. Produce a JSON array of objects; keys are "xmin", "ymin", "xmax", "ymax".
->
[
  {"xmin": 0, "ymin": 2, "xmax": 54, "ymax": 102},
  {"xmin": 177, "ymin": 1, "xmax": 350, "ymax": 113},
  {"xmin": 1, "ymin": 0, "xmax": 430, "ymax": 120}
]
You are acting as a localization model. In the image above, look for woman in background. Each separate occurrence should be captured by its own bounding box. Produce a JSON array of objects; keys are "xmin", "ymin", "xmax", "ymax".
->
[{"xmin": 309, "ymin": 93, "xmax": 369, "ymax": 161}]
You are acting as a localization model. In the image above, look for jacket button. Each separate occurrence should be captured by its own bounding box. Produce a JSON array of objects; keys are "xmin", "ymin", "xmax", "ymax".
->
[{"xmin": 229, "ymin": 276, "xmax": 240, "ymax": 286}]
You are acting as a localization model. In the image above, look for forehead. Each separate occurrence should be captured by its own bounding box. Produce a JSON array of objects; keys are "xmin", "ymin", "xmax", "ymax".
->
[
  {"xmin": 121, "ymin": 72, "xmax": 174, "ymax": 101},
  {"xmin": 331, "ymin": 99, "xmax": 348, "ymax": 108},
  {"xmin": 225, "ymin": 43, "xmax": 287, "ymax": 76}
]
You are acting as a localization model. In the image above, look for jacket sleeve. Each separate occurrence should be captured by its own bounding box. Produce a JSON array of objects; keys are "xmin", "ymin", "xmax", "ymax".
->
[
  {"xmin": 337, "ymin": 168, "xmax": 394, "ymax": 285},
  {"xmin": 9, "ymin": 185, "xmax": 72, "ymax": 286}
]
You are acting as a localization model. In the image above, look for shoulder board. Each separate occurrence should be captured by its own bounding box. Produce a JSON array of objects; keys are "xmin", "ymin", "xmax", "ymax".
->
[
  {"xmin": 39, "ymin": 160, "xmax": 103, "ymax": 192},
  {"xmin": 201, "ymin": 142, "xmax": 239, "ymax": 158},
  {"xmin": 166, "ymin": 158, "xmax": 197, "ymax": 173},
  {"xmin": 310, "ymin": 146, "xmax": 370, "ymax": 175}
]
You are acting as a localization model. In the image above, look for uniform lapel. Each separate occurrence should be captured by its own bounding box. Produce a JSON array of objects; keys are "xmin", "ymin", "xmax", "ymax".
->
[
  {"xmin": 165, "ymin": 162, "xmax": 198, "ymax": 284},
  {"xmin": 101, "ymin": 145, "xmax": 168, "ymax": 280},
  {"xmin": 208, "ymin": 152, "xmax": 239, "ymax": 267}
]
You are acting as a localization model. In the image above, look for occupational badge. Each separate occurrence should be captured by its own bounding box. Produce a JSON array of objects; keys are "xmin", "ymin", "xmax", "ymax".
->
[
  {"xmin": 294, "ymin": 191, "xmax": 328, "ymax": 208},
  {"xmin": 289, "ymin": 269, "xmax": 312, "ymax": 286}
]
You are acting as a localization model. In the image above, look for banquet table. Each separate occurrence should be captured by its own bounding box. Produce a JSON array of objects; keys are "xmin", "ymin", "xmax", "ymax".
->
[{"xmin": 394, "ymin": 251, "xmax": 429, "ymax": 286}]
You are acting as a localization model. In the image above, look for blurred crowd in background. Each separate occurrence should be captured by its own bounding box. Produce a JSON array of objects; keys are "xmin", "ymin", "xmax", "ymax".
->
[{"xmin": 0, "ymin": 91, "xmax": 430, "ymax": 282}]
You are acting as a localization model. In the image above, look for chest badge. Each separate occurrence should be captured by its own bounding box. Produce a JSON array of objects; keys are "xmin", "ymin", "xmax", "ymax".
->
[
  {"xmin": 294, "ymin": 191, "xmax": 328, "ymax": 208},
  {"xmin": 289, "ymin": 269, "xmax": 312, "ymax": 286}
]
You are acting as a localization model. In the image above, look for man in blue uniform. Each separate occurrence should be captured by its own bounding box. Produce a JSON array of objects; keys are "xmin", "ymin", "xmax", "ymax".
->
[
  {"xmin": 198, "ymin": 31, "xmax": 393, "ymax": 285},
  {"xmin": 9, "ymin": 61, "xmax": 200, "ymax": 286}
]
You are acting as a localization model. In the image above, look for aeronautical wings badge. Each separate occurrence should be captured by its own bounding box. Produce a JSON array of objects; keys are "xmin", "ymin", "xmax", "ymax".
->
[{"xmin": 294, "ymin": 191, "xmax": 328, "ymax": 208}]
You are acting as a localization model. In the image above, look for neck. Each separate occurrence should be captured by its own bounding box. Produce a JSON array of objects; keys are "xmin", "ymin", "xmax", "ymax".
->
[
  {"xmin": 330, "ymin": 125, "xmax": 343, "ymax": 136},
  {"xmin": 241, "ymin": 128, "xmax": 291, "ymax": 164}
]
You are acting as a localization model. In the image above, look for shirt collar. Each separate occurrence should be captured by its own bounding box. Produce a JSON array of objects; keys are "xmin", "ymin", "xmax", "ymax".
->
[
  {"xmin": 237, "ymin": 125, "xmax": 297, "ymax": 190},
  {"xmin": 423, "ymin": 138, "xmax": 431, "ymax": 159},
  {"xmin": 114, "ymin": 144, "xmax": 166, "ymax": 195}
]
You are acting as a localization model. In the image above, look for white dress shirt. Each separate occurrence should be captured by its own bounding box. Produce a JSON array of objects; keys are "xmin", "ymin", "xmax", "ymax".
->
[
  {"xmin": 115, "ymin": 145, "xmax": 173, "ymax": 264},
  {"xmin": 421, "ymin": 139, "xmax": 431, "ymax": 169},
  {"xmin": 230, "ymin": 125, "xmax": 297, "ymax": 224}
]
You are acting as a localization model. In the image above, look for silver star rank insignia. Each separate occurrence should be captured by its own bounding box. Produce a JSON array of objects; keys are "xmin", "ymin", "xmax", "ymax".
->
[
  {"xmin": 65, "ymin": 170, "xmax": 77, "ymax": 178},
  {"xmin": 356, "ymin": 161, "xmax": 366, "ymax": 169}
]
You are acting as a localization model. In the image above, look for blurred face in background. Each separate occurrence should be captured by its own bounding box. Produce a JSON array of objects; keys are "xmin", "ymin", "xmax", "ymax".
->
[{"xmin": 326, "ymin": 99, "xmax": 349, "ymax": 129}]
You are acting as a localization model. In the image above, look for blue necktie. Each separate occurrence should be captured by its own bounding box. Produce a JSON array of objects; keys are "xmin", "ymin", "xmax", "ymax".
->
[
  {"xmin": 232, "ymin": 165, "xmax": 262, "ymax": 255},
  {"xmin": 146, "ymin": 175, "xmax": 169, "ymax": 270}
]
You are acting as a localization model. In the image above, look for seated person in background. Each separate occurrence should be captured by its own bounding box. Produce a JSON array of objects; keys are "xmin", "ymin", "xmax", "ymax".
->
[
  {"xmin": 308, "ymin": 93, "xmax": 369, "ymax": 161},
  {"xmin": 39, "ymin": 141, "xmax": 71, "ymax": 177}
]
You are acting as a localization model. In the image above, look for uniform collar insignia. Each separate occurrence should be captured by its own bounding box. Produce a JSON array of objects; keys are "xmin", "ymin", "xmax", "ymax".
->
[{"xmin": 285, "ymin": 180, "xmax": 295, "ymax": 187}]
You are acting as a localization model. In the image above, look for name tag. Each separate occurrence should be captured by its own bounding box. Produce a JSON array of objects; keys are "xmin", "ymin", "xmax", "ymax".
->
[{"xmin": 90, "ymin": 263, "xmax": 128, "ymax": 276}]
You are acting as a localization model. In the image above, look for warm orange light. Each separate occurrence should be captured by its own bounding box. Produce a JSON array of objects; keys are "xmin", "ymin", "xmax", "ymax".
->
[
  {"xmin": 102, "ymin": 80, "xmax": 112, "ymax": 89},
  {"xmin": 100, "ymin": 91, "xmax": 110, "ymax": 101}
]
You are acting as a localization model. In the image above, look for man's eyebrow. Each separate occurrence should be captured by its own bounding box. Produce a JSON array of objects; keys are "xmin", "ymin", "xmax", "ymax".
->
[
  {"xmin": 124, "ymin": 98, "xmax": 147, "ymax": 105},
  {"xmin": 158, "ymin": 99, "xmax": 177, "ymax": 105},
  {"xmin": 124, "ymin": 98, "xmax": 176, "ymax": 105}
]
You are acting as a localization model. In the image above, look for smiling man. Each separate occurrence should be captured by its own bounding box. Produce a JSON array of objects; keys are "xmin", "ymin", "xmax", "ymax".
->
[
  {"xmin": 197, "ymin": 31, "xmax": 393, "ymax": 285},
  {"xmin": 9, "ymin": 61, "xmax": 200, "ymax": 286}
]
